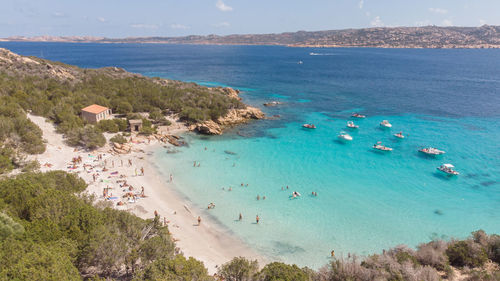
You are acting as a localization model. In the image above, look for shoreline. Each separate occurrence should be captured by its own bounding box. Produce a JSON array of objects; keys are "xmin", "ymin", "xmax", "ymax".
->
[{"xmin": 27, "ymin": 114, "xmax": 265, "ymax": 274}]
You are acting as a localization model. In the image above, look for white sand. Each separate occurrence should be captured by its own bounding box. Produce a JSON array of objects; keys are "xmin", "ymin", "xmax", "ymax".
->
[{"xmin": 28, "ymin": 114, "xmax": 265, "ymax": 274}]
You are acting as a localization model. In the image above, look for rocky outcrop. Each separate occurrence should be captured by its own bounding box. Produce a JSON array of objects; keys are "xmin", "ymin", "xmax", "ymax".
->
[
  {"xmin": 113, "ymin": 142, "xmax": 131, "ymax": 154},
  {"xmin": 190, "ymin": 106, "xmax": 265, "ymax": 135}
]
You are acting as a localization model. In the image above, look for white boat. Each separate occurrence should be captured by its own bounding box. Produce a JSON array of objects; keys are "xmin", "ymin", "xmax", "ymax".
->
[
  {"xmin": 351, "ymin": 113, "xmax": 366, "ymax": 118},
  {"xmin": 373, "ymin": 141, "xmax": 392, "ymax": 151},
  {"xmin": 337, "ymin": 131, "xmax": 353, "ymax": 141},
  {"xmin": 380, "ymin": 120, "xmax": 392, "ymax": 128},
  {"xmin": 437, "ymin": 164, "xmax": 459, "ymax": 175},
  {"xmin": 347, "ymin": 121, "xmax": 359, "ymax": 129},
  {"xmin": 394, "ymin": 132, "xmax": 405, "ymax": 139},
  {"xmin": 298, "ymin": 60, "xmax": 303, "ymax": 64},
  {"xmin": 419, "ymin": 147, "xmax": 445, "ymax": 156}
]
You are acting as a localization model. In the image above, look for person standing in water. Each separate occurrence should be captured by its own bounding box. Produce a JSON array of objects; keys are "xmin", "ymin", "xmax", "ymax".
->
[
  {"xmin": 256, "ymin": 215, "xmax": 260, "ymax": 224},
  {"xmin": 239, "ymin": 213, "xmax": 242, "ymax": 221}
]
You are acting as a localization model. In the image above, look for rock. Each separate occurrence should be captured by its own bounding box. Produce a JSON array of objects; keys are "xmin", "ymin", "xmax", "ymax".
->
[
  {"xmin": 190, "ymin": 106, "xmax": 264, "ymax": 135},
  {"xmin": 190, "ymin": 120, "xmax": 223, "ymax": 135}
]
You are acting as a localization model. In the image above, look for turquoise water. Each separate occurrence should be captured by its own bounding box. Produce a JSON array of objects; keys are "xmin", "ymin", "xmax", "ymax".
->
[
  {"xmin": 154, "ymin": 114, "xmax": 500, "ymax": 267},
  {"xmin": 2, "ymin": 43, "xmax": 499, "ymax": 268}
]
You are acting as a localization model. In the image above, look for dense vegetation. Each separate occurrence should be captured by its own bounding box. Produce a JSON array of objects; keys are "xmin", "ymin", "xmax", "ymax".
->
[
  {"xmin": 0, "ymin": 49, "xmax": 244, "ymax": 174},
  {"xmin": 0, "ymin": 171, "xmax": 211, "ymax": 280}
]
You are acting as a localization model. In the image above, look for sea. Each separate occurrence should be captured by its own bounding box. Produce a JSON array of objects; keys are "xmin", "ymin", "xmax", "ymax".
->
[{"xmin": 2, "ymin": 42, "xmax": 499, "ymax": 269}]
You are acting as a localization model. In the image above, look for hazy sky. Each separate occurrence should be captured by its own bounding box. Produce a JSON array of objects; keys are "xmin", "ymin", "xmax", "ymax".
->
[{"xmin": 1, "ymin": 0, "xmax": 499, "ymax": 37}]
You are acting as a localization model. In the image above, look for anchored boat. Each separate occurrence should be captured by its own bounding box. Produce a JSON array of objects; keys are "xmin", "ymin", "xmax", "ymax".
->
[
  {"xmin": 337, "ymin": 131, "xmax": 353, "ymax": 141},
  {"xmin": 437, "ymin": 164, "xmax": 459, "ymax": 175},
  {"xmin": 380, "ymin": 120, "xmax": 392, "ymax": 128},
  {"xmin": 373, "ymin": 141, "xmax": 393, "ymax": 151},
  {"xmin": 347, "ymin": 121, "xmax": 359, "ymax": 129},
  {"xmin": 419, "ymin": 147, "xmax": 445, "ymax": 156}
]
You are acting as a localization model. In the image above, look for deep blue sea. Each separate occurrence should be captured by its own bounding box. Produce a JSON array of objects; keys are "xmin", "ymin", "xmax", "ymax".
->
[{"xmin": 2, "ymin": 42, "xmax": 499, "ymax": 268}]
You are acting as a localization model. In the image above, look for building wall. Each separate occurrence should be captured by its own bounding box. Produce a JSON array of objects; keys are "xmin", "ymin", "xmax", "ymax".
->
[{"xmin": 81, "ymin": 109, "xmax": 112, "ymax": 123}]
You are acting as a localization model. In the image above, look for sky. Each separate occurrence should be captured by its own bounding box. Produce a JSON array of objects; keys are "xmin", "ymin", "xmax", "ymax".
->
[{"xmin": 1, "ymin": 0, "xmax": 499, "ymax": 38}]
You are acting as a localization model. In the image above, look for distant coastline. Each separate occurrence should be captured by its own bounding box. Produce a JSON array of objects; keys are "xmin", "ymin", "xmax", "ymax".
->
[{"xmin": 2, "ymin": 25, "xmax": 500, "ymax": 49}]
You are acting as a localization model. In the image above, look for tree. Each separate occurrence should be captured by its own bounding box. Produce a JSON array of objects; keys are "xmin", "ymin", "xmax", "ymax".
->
[
  {"xmin": 218, "ymin": 257, "xmax": 259, "ymax": 281},
  {"xmin": 0, "ymin": 212, "xmax": 24, "ymax": 241},
  {"xmin": 257, "ymin": 262, "xmax": 310, "ymax": 281}
]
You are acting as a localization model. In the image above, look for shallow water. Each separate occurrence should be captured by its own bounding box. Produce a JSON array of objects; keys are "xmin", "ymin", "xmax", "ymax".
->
[{"xmin": 3, "ymin": 42, "xmax": 499, "ymax": 268}]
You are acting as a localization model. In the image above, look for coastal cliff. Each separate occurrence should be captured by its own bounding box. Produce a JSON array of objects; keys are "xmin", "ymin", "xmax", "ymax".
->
[
  {"xmin": 0, "ymin": 48, "xmax": 264, "ymax": 138},
  {"xmin": 4, "ymin": 25, "xmax": 500, "ymax": 49},
  {"xmin": 190, "ymin": 105, "xmax": 265, "ymax": 135}
]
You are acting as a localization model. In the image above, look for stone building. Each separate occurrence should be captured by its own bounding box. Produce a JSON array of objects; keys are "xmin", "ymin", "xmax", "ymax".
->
[
  {"xmin": 129, "ymin": 119, "xmax": 143, "ymax": 132},
  {"xmin": 81, "ymin": 104, "xmax": 112, "ymax": 123}
]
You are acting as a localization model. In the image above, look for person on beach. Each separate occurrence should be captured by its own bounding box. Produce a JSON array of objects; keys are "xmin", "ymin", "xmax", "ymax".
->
[
  {"xmin": 140, "ymin": 167, "xmax": 144, "ymax": 176},
  {"xmin": 141, "ymin": 186, "xmax": 145, "ymax": 197},
  {"xmin": 121, "ymin": 160, "xmax": 123, "ymax": 167},
  {"xmin": 256, "ymin": 215, "xmax": 260, "ymax": 224},
  {"xmin": 135, "ymin": 168, "xmax": 138, "ymax": 176},
  {"xmin": 331, "ymin": 250, "xmax": 335, "ymax": 257},
  {"xmin": 170, "ymin": 174, "xmax": 173, "ymax": 182},
  {"xmin": 197, "ymin": 216, "xmax": 201, "ymax": 225},
  {"xmin": 128, "ymin": 159, "xmax": 132, "ymax": 166},
  {"xmin": 112, "ymin": 160, "xmax": 114, "ymax": 168},
  {"xmin": 239, "ymin": 213, "xmax": 242, "ymax": 221}
]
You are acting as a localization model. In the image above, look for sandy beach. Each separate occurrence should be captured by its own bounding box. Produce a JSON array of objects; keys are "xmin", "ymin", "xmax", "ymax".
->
[{"xmin": 28, "ymin": 114, "xmax": 265, "ymax": 274}]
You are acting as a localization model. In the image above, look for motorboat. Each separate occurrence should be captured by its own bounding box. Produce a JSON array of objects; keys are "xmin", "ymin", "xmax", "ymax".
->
[
  {"xmin": 303, "ymin": 124, "xmax": 316, "ymax": 129},
  {"xmin": 380, "ymin": 120, "xmax": 392, "ymax": 128},
  {"xmin": 437, "ymin": 164, "xmax": 459, "ymax": 175},
  {"xmin": 347, "ymin": 121, "xmax": 359, "ymax": 129},
  {"xmin": 263, "ymin": 101, "xmax": 282, "ymax": 107},
  {"xmin": 394, "ymin": 131, "xmax": 405, "ymax": 139},
  {"xmin": 373, "ymin": 141, "xmax": 393, "ymax": 151},
  {"xmin": 298, "ymin": 60, "xmax": 303, "ymax": 64},
  {"xmin": 351, "ymin": 113, "xmax": 366, "ymax": 118},
  {"xmin": 419, "ymin": 147, "xmax": 445, "ymax": 156},
  {"xmin": 337, "ymin": 131, "xmax": 353, "ymax": 141}
]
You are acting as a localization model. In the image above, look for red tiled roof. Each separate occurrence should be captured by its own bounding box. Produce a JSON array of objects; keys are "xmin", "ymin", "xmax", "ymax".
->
[{"xmin": 81, "ymin": 104, "xmax": 109, "ymax": 114}]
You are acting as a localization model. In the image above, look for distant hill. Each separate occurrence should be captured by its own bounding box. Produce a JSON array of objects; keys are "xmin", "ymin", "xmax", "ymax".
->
[{"xmin": 2, "ymin": 25, "xmax": 500, "ymax": 48}]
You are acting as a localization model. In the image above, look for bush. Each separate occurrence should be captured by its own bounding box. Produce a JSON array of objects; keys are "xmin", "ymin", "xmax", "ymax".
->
[
  {"xmin": 258, "ymin": 262, "xmax": 310, "ymax": 281},
  {"xmin": 132, "ymin": 255, "xmax": 211, "ymax": 281},
  {"xmin": 416, "ymin": 240, "xmax": 448, "ymax": 270},
  {"xmin": 97, "ymin": 119, "xmax": 119, "ymax": 133},
  {"xmin": 0, "ymin": 212, "xmax": 24, "ymax": 241},
  {"xmin": 446, "ymin": 241, "xmax": 488, "ymax": 268},
  {"xmin": 110, "ymin": 134, "xmax": 127, "ymax": 144},
  {"xmin": 218, "ymin": 257, "xmax": 259, "ymax": 281},
  {"xmin": 139, "ymin": 126, "xmax": 155, "ymax": 135},
  {"xmin": 66, "ymin": 125, "xmax": 105, "ymax": 149},
  {"xmin": 113, "ymin": 118, "xmax": 128, "ymax": 131}
]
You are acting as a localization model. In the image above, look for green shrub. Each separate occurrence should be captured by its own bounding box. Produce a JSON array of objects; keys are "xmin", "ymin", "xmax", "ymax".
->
[
  {"xmin": 110, "ymin": 134, "xmax": 127, "ymax": 144},
  {"xmin": 0, "ymin": 212, "xmax": 25, "ymax": 241},
  {"xmin": 258, "ymin": 262, "xmax": 310, "ymax": 281},
  {"xmin": 97, "ymin": 119, "xmax": 119, "ymax": 133},
  {"xmin": 132, "ymin": 255, "xmax": 211, "ymax": 281},
  {"xmin": 113, "ymin": 118, "xmax": 128, "ymax": 131},
  {"xmin": 218, "ymin": 257, "xmax": 259, "ymax": 281},
  {"xmin": 446, "ymin": 241, "xmax": 488, "ymax": 268}
]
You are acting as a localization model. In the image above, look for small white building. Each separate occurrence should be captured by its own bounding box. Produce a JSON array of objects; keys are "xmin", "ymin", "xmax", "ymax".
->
[{"xmin": 81, "ymin": 104, "xmax": 112, "ymax": 123}]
